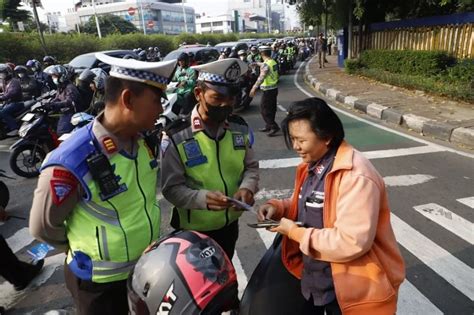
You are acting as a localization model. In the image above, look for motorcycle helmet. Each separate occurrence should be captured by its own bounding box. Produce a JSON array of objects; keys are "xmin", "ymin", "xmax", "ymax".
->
[
  {"xmin": 154, "ymin": 47, "xmax": 160, "ymax": 52},
  {"xmin": 90, "ymin": 68, "xmax": 107, "ymax": 91},
  {"xmin": 224, "ymin": 47, "xmax": 231, "ymax": 55},
  {"xmin": 78, "ymin": 68, "xmax": 96, "ymax": 85},
  {"xmin": 43, "ymin": 55, "xmax": 56, "ymax": 67},
  {"xmin": 71, "ymin": 112, "xmax": 94, "ymax": 127},
  {"xmin": 123, "ymin": 54, "xmax": 136, "ymax": 60},
  {"xmin": 44, "ymin": 64, "xmax": 68, "ymax": 84},
  {"xmin": 138, "ymin": 50, "xmax": 147, "ymax": 61},
  {"xmin": 148, "ymin": 46, "xmax": 154, "ymax": 52},
  {"xmin": 63, "ymin": 64, "xmax": 77, "ymax": 81},
  {"xmin": 26, "ymin": 59, "xmax": 41, "ymax": 72},
  {"xmin": 0, "ymin": 63, "xmax": 13, "ymax": 80},
  {"xmin": 13, "ymin": 65, "xmax": 28, "ymax": 78},
  {"xmin": 128, "ymin": 230, "xmax": 238, "ymax": 315}
]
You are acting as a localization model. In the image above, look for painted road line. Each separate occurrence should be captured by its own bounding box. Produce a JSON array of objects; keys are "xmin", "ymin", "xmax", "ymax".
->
[
  {"xmin": 457, "ymin": 196, "xmax": 474, "ymax": 209},
  {"xmin": 413, "ymin": 203, "xmax": 473, "ymax": 244},
  {"xmin": 383, "ymin": 174, "xmax": 436, "ymax": 187},
  {"xmin": 6, "ymin": 227, "xmax": 34, "ymax": 253},
  {"xmin": 391, "ymin": 214, "xmax": 474, "ymax": 300},
  {"xmin": 0, "ymin": 253, "xmax": 65, "ymax": 308},
  {"xmin": 256, "ymin": 228, "xmax": 276, "ymax": 249},
  {"xmin": 232, "ymin": 253, "xmax": 248, "ymax": 299},
  {"xmin": 397, "ymin": 280, "xmax": 443, "ymax": 315},
  {"xmin": 296, "ymin": 58, "xmax": 474, "ymax": 159},
  {"xmin": 260, "ymin": 146, "xmax": 444, "ymax": 169},
  {"xmin": 277, "ymin": 104, "xmax": 288, "ymax": 113}
]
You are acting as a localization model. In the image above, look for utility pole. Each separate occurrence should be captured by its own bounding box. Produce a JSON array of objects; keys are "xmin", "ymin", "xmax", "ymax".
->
[
  {"xmin": 181, "ymin": 0, "xmax": 188, "ymax": 33},
  {"xmin": 91, "ymin": 0, "xmax": 102, "ymax": 38},
  {"xmin": 348, "ymin": 0, "xmax": 352, "ymax": 58},
  {"xmin": 30, "ymin": 0, "xmax": 47, "ymax": 55},
  {"xmin": 139, "ymin": 0, "xmax": 146, "ymax": 35},
  {"xmin": 266, "ymin": 0, "xmax": 272, "ymax": 33}
]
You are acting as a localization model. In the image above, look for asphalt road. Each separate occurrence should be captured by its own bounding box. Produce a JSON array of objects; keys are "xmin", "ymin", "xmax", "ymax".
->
[{"xmin": 1, "ymin": 60, "xmax": 473, "ymax": 314}]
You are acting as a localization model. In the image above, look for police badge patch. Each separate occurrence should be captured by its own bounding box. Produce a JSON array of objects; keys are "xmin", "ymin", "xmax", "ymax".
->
[
  {"xmin": 183, "ymin": 139, "xmax": 208, "ymax": 167},
  {"xmin": 232, "ymin": 134, "xmax": 246, "ymax": 150},
  {"xmin": 224, "ymin": 62, "xmax": 241, "ymax": 82}
]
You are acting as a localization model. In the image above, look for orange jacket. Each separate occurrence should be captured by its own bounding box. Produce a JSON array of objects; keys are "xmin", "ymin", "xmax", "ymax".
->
[{"xmin": 267, "ymin": 141, "xmax": 405, "ymax": 314}]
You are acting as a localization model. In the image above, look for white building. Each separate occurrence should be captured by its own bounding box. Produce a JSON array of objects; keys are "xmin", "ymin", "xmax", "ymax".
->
[
  {"xmin": 65, "ymin": 0, "xmax": 195, "ymax": 35},
  {"xmin": 44, "ymin": 11, "xmax": 69, "ymax": 33},
  {"xmin": 196, "ymin": 14, "xmax": 234, "ymax": 34}
]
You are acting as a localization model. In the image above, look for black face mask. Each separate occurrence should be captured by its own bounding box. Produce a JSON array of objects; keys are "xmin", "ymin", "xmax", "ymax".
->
[{"xmin": 206, "ymin": 104, "xmax": 233, "ymax": 122}]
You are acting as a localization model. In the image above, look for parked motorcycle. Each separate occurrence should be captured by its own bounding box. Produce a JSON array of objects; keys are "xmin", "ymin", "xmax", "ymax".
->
[{"xmin": 9, "ymin": 102, "xmax": 60, "ymax": 178}]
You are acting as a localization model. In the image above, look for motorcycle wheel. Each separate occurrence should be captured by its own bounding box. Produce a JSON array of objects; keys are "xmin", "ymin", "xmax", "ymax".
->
[
  {"xmin": 9, "ymin": 144, "xmax": 47, "ymax": 178},
  {"xmin": 0, "ymin": 180, "xmax": 9, "ymax": 209}
]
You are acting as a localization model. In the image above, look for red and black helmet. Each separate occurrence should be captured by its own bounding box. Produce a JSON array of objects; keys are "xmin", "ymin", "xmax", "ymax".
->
[{"xmin": 128, "ymin": 230, "xmax": 238, "ymax": 315}]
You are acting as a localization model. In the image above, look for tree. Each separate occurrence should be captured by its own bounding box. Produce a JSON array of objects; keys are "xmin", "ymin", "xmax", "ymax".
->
[
  {"xmin": 0, "ymin": 0, "xmax": 32, "ymax": 31},
  {"xmin": 82, "ymin": 14, "xmax": 138, "ymax": 37}
]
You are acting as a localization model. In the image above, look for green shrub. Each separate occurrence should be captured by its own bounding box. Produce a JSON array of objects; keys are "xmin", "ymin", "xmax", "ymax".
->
[
  {"xmin": 360, "ymin": 50, "xmax": 456, "ymax": 77},
  {"xmin": 45, "ymin": 33, "xmax": 101, "ymax": 63},
  {"xmin": 344, "ymin": 59, "xmax": 363, "ymax": 74},
  {"xmin": 443, "ymin": 59, "xmax": 474, "ymax": 83}
]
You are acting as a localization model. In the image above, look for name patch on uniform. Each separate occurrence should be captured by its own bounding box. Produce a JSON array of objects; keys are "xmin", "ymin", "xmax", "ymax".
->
[
  {"xmin": 232, "ymin": 134, "xmax": 246, "ymax": 149},
  {"xmin": 50, "ymin": 180, "xmax": 76, "ymax": 206},
  {"xmin": 183, "ymin": 139, "xmax": 207, "ymax": 167}
]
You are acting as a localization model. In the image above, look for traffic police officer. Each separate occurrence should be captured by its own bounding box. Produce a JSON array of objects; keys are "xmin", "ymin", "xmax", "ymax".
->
[
  {"xmin": 29, "ymin": 53, "xmax": 177, "ymax": 315},
  {"xmin": 160, "ymin": 58, "xmax": 259, "ymax": 260},
  {"xmin": 250, "ymin": 45, "xmax": 280, "ymax": 136}
]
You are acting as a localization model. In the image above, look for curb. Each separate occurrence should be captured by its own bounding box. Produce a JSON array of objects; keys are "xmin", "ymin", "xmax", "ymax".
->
[{"xmin": 304, "ymin": 66, "xmax": 474, "ymax": 149}]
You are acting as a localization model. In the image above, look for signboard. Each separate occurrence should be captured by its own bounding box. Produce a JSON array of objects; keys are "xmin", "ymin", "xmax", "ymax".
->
[{"xmin": 128, "ymin": 7, "xmax": 136, "ymax": 16}]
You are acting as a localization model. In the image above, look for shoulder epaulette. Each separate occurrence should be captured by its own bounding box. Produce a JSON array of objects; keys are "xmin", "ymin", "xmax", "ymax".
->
[
  {"xmin": 165, "ymin": 117, "xmax": 191, "ymax": 135},
  {"xmin": 227, "ymin": 114, "xmax": 248, "ymax": 126}
]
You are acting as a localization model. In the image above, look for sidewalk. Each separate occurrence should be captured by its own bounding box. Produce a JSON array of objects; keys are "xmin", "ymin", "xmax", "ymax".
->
[{"xmin": 304, "ymin": 54, "xmax": 474, "ymax": 149}]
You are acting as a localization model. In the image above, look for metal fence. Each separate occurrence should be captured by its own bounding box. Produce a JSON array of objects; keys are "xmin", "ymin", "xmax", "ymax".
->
[{"xmin": 351, "ymin": 12, "xmax": 474, "ymax": 59}]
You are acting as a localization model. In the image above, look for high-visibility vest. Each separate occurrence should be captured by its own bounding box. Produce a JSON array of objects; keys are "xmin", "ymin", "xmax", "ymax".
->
[{"xmin": 261, "ymin": 59, "xmax": 279, "ymax": 90}]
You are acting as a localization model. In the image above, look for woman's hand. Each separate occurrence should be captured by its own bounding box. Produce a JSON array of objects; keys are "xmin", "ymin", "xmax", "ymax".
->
[
  {"xmin": 270, "ymin": 218, "xmax": 297, "ymax": 236},
  {"xmin": 257, "ymin": 204, "xmax": 277, "ymax": 221}
]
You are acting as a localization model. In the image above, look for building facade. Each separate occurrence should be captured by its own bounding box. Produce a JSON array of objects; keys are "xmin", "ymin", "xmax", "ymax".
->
[
  {"xmin": 65, "ymin": 0, "xmax": 195, "ymax": 35},
  {"xmin": 196, "ymin": 14, "xmax": 234, "ymax": 34}
]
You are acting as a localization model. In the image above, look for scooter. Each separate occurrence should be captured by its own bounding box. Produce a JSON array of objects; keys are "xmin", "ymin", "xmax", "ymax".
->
[
  {"xmin": 9, "ymin": 102, "xmax": 60, "ymax": 178},
  {"xmin": 0, "ymin": 90, "xmax": 56, "ymax": 140}
]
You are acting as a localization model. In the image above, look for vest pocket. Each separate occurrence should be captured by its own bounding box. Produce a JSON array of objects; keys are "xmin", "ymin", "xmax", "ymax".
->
[{"xmin": 95, "ymin": 226, "xmax": 110, "ymax": 261}]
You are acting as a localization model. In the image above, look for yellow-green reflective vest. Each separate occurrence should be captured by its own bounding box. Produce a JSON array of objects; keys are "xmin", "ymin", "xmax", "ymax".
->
[
  {"xmin": 172, "ymin": 122, "xmax": 250, "ymax": 231},
  {"xmin": 261, "ymin": 59, "xmax": 279, "ymax": 90},
  {"xmin": 66, "ymin": 139, "xmax": 160, "ymax": 283}
]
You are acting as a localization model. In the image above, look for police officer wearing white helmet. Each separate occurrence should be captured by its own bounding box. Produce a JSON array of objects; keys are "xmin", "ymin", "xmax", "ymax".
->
[
  {"xmin": 29, "ymin": 54, "xmax": 177, "ymax": 315},
  {"xmin": 161, "ymin": 58, "xmax": 259, "ymax": 260}
]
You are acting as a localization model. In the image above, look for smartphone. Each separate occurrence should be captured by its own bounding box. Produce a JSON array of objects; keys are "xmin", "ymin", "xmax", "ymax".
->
[{"xmin": 247, "ymin": 221, "xmax": 304, "ymax": 229}]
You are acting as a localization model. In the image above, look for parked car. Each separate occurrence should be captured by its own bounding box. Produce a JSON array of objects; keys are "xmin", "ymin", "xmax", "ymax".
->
[
  {"xmin": 68, "ymin": 50, "xmax": 138, "ymax": 74},
  {"xmin": 214, "ymin": 42, "xmax": 249, "ymax": 53},
  {"xmin": 163, "ymin": 47, "xmax": 220, "ymax": 65},
  {"xmin": 258, "ymin": 38, "xmax": 275, "ymax": 45},
  {"xmin": 178, "ymin": 44, "xmax": 207, "ymax": 49}
]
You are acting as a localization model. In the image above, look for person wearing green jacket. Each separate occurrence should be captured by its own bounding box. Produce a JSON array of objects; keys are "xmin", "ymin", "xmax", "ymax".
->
[{"xmin": 172, "ymin": 52, "xmax": 197, "ymax": 115}]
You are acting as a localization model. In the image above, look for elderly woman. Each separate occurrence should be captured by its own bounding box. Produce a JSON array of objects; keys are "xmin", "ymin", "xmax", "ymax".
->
[{"xmin": 257, "ymin": 98, "xmax": 405, "ymax": 315}]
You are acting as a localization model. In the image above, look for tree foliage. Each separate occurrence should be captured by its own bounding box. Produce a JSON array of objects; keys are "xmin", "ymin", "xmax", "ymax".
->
[
  {"xmin": 0, "ymin": 0, "xmax": 32, "ymax": 30},
  {"xmin": 82, "ymin": 14, "xmax": 138, "ymax": 37}
]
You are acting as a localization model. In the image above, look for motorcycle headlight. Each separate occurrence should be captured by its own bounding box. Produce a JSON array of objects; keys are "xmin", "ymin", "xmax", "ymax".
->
[{"xmin": 18, "ymin": 117, "xmax": 40, "ymax": 137}]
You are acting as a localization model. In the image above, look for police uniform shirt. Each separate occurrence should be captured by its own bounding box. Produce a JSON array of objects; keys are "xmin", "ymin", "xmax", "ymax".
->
[
  {"xmin": 29, "ymin": 113, "xmax": 142, "ymax": 250},
  {"xmin": 160, "ymin": 105, "xmax": 259, "ymax": 210}
]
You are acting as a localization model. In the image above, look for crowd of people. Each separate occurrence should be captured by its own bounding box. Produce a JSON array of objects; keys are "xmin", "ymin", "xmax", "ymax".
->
[{"xmin": 0, "ymin": 34, "xmax": 405, "ymax": 315}]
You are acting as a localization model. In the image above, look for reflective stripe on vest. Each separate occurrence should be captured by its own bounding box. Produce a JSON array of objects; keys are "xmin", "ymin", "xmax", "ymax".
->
[
  {"xmin": 261, "ymin": 59, "xmax": 279, "ymax": 89},
  {"xmin": 66, "ymin": 139, "xmax": 160, "ymax": 283},
  {"xmin": 173, "ymin": 126, "xmax": 248, "ymax": 231}
]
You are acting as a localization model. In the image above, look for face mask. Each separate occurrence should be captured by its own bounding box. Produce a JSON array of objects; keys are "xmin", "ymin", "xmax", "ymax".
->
[
  {"xmin": 53, "ymin": 78, "xmax": 59, "ymax": 85},
  {"xmin": 31, "ymin": 67, "xmax": 37, "ymax": 72},
  {"xmin": 240, "ymin": 56, "xmax": 246, "ymax": 61},
  {"xmin": 206, "ymin": 104, "xmax": 233, "ymax": 122},
  {"xmin": 18, "ymin": 73, "xmax": 26, "ymax": 78}
]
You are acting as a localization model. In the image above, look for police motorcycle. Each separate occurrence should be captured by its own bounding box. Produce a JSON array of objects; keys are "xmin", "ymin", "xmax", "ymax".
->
[
  {"xmin": 8, "ymin": 97, "xmax": 61, "ymax": 178},
  {"xmin": 0, "ymin": 90, "xmax": 56, "ymax": 140},
  {"xmin": 0, "ymin": 169, "xmax": 14, "ymax": 210}
]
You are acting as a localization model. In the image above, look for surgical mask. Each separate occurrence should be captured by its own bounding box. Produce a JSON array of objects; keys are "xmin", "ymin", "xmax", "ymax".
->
[
  {"xmin": 18, "ymin": 73, "xmax": 26, "ymax": 78},
  {"xmin": 53, "ymin": 78, "xmax": 59, "ymax": 85},
  {"xmin": 206, "ymin": 104, "xmax": 233, "ymax": 122},
  {"xmin": 31, "ymin": 67, "xmax": 37, "ymax": 72},
  {"xmin": 240, "ymin": 56, "xmax": 246, "ymax": 61}
]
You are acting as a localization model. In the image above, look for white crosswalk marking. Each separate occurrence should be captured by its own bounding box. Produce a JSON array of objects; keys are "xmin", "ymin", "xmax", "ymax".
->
[
  {"xmin": 383, "ymin": 174, "xmax": 435, "ymax": 187},
  {"xmin": 232, "ymin": 254, "xmax": 248, "ymax": 299},
  {"xmin": 6, "ymin": 227, "xmax": 35, "ymax": 253},
  {"xmin": 397, "ymin": 281, "xmax": 443, "ymax": 315},
  {"xmin": 413, "ymin": 203, "xmax": 473, "ymax": 244},
  {"xmin": 457, "ymin": 196, "xmax": 474, "ymax": 209},
  {"xmin": 391, "ymin": 214, "xmax": 474, "ymax": 300}
]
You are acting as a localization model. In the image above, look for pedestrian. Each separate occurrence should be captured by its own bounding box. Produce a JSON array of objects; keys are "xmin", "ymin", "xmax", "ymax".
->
[
  {"xmin": 0, "ymin": 206, "xmax": 44, "ymax": 315},
  {"xmin": 29, "ymin": 53, "xmax": 177, "ymax": 315},
  {"xmin": 172, "ymin": 52, "xmax": 197, "ymax": 115},
  {"xmin": 249, "ymin": 46, "xmax": 280, "ymax": 137},
  {"xmin": 161, "ymin": 58, "xmax": 259, "ymax": 260},
  {"xmin": 314, "ymin": 33, "xmax": 327, "ymax": 68},
  {"xmin": 257, "ymin": 97, "xmax": 405, "ymax": 314}
]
